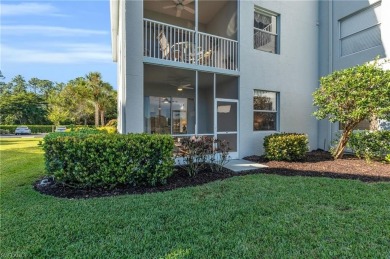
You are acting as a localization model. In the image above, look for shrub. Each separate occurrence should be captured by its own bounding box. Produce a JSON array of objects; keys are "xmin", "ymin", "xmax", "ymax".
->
[
  {"xmin": 105, "ymin": 119, "xmax": 118, "ymax": 127},
  {"xmin": 263, "ymin": 133, "xmax": 309, "ymax": 161},
  {"xmin": 98, "ymin": 126, "xmax": 117, "ymax": 134},
  {"xmin": 0, "ymin": 125, "xmax": 96, "ymax": 134},
  {"xmin": 385, "ymin": 154, "xmax": 390, "ymax": 163},
  {"xmin": 176, "ymin": 136, "xmax": 230, "ymax": 176},
  {"xmin": 66, "ymin": 126, "xmax": 101, "ymax": 134},
  {"xmin": 0, "ymin": 129, "xmax": 10, "ymax": 134},
  {"xmin": 0, "ymin": 125, "xmax": 54, "ymax": 133},
  {"xmin": 41, "ymin": 133, "xmax": 174, "ymax": 188},
  {"xmin": 209, "ymin": 139, "xmax": 230, "ymax": 173},
  {"xmin": 348, "ymin": 130, "xmax": 390, "ymax": 161}
]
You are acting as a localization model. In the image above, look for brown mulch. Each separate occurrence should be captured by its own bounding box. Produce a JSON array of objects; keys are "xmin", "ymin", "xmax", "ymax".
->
[
  {"xmin": 34, "ymin": 150, "xmax": 390, "ymax": 199},
  {"xmin": 244, "ymin": 150, "xmax": 390, "ymax": 182},
  {"xmin": 34, "ymin": 166, "xmax": 236, "ymax": 199}
]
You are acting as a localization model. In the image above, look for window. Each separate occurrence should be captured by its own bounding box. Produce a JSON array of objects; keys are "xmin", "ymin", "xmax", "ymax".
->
[
  {"xmin": 339, "ymin": 2, "xmax": 382, "ymax": 56},
  {"xmin": 253, "ymin": 90, "xmax": 279, "ymax": 131},
  {"xmin": 339, "ymin": 119, "xmax": 370, "ymax": 131},
  {"xmin": 254, "ymin": 7, "xmax": 279, "ymax": 53}
]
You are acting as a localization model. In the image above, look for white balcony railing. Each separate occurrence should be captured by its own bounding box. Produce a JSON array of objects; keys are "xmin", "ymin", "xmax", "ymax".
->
[
  {"xmin": 144, "ymin": 19, "xmax": 238, "ymax": 71},
  {"xmin": 254, "ymin": 27, "xmax": 277, "ymax": 54}
]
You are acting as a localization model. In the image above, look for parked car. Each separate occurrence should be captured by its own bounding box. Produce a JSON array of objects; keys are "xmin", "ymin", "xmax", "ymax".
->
[
  {"xmin": 55, "ymin": 126, "xmax": 67, "ymax": 132},
  {"xmin": 15, "ymin": 126, "xmax": 31, "ymax": 135}
]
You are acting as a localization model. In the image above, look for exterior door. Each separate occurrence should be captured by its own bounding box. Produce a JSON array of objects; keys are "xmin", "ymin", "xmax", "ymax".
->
[{"xmin": 215, "ymin": 99, "xmax": 238, "ymax": 159}]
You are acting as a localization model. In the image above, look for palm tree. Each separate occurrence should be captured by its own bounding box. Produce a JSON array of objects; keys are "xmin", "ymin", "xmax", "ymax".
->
[
  {"xmin": 85, "ymin": 72, "xmax": 104, "ymax": 127},
  {"xmin": 98, "ymin": 83, "xmax": 116, "ymax": 126}
]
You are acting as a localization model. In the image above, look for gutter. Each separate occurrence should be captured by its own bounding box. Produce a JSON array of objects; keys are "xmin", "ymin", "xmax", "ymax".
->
[{"xmin": 110, "ymin": 0, "xmax": 119, "ymax": 62}]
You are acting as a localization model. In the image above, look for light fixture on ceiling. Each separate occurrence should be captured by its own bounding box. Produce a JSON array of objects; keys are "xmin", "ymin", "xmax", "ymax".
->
[
  {"xmin": 177, "ymin": 87, "xmax": 183, "ymax": 91},
  {"xmin": 163, "ymin": 98, "xmax": 170, "ymax": 104}
]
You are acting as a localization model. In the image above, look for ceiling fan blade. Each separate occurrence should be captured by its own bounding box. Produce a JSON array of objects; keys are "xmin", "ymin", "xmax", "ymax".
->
[
  {"xmin": 182, "ymin": 0, "xmax": 194, "ymax": 5},
  {"xmin": 163, "ymin": 5, "xmax": 177, "ymax": 9},
  {"xmin": 173, "ymin": 0, "xmax": 180, "ymax": 4},
  {"xmin": 176, "ymin": 9, "xmax": 182, "ymax": 17},
  {"xmin": 181, "ymin": 84, "xmax": 192, "ymax": 88},
  {"xmin": 183, "ymin": 6, "xmax": 195, "ymax": 14}
]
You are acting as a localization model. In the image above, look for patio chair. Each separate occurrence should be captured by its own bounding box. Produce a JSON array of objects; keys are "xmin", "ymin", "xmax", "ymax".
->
[
  {"xmin": 198, "ymin": 49, "xmax": 213, "ymax": 66},
  {"xmin": 157, "ymin": 31, "xmax": 170, "ymax": 59}
]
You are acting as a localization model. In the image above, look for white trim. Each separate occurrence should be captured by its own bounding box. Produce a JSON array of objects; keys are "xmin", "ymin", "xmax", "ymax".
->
[{"xmin": 110, "ymin": 0, "xmax": 119, "ymax": 62}]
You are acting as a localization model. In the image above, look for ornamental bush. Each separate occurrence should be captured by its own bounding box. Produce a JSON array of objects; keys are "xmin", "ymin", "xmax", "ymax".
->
[
  {"xmin": 347, "ymin": 130, "xmax": 390, "ymax": 161},
  {"xmin": 41, "ymin": 133, "xmax": 174, "ymax": 188},
  {"xmin": 176, "ymin": 136, "xmax": 230, "ymax": 176},
  {"xmin": 263, "ymin": 133, "xmax": 309, "ymax": 161}
]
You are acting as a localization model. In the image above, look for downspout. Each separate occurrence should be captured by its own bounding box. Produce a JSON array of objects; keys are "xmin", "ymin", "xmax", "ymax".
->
[{"xmin": 328, "ymin": 0, "xmax": 333, "ymax": 149}]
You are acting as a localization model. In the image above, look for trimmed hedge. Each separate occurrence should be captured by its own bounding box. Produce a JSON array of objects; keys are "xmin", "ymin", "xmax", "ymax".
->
[
  {"xmin": 264, "ymin": 133, "xmax": 309, "ymax": 161},
  {"xmin": 348, "ymin": 130, "xmax": 390, "ymax": 161},
  {"xmin": 42, "ymin": 133, "xmax": 174, "ymax": 188},
  {"xmin": 0, "ymin": 129, "xmax": 10, "ymax": 134},
  {"xmin": 0, "ymin": 125, "xmax": 54, "ymax": 133},
  {"xmin": 0, "ymin": 125, "xmax": 96, "ymax": 134}
]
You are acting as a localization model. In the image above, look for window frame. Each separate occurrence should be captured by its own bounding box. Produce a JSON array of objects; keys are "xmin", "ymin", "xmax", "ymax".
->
[
  {"xmin": 338, "ymin": 1, "xmax": 382, "ymax": 57},
  {"xmin": 253, "ymin": 6, "xmax": 280, "ymax": 54},
  {"xmin": 253, "ymin": 90, "xmax": 280, "ymax": 131}
]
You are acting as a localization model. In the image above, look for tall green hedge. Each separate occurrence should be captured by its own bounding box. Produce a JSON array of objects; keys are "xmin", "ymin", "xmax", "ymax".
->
[
  {"xmin": 0, "ymin": 125, "xmax": 54, "ymax": 133},
  {"xmin": 0, "ymin": 125, "xmax": 95, "ymax": 134},
  {"xmin": 41, "ymin": 133, "xmax": 174, "ymax": 188},
  {"xmin": 264, "ymin": 133, "xmax": 309, "ymax": 161}
]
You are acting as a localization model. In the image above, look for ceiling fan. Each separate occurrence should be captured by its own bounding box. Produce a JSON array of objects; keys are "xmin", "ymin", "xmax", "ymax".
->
[
  {"xmin": 170, "ymin": 82, "xmax": 194, "ymax": 91},
  {"xmin": 163, "ymin": 0, "xmax": 195, "ymax": 18}
]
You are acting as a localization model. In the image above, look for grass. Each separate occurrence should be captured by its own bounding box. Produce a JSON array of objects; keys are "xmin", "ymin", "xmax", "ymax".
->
[{"xmin": 1, "ymin": 138, "xmax": 390, "ymax": 258}]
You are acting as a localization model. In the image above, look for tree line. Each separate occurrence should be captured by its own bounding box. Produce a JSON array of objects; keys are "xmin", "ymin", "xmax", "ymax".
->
[{"xmin": 0, "ymin": 72, "xmax": 117, "ymax": 126}]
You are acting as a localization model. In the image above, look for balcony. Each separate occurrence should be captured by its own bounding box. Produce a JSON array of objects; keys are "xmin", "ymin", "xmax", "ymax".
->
[{"xmin": 144, "ymin": 19, "xmax": 238, "ymax": 71}]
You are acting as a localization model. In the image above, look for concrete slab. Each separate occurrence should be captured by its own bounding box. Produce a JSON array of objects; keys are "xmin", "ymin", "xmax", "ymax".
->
[{"xmin": 224, "ymin": 159, "xmax": 268, "ymax": 172}]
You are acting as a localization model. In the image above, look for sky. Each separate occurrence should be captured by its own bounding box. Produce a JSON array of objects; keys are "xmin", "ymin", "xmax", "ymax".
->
[{"xmin": 0, "ymin": 0, "xmax": 117, "ymax": 88}]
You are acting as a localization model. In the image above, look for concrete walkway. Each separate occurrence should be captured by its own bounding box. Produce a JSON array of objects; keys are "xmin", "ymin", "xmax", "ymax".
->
[{"xmin": 224, "ymin": 159, "xmax": 268, "ymax": 172}]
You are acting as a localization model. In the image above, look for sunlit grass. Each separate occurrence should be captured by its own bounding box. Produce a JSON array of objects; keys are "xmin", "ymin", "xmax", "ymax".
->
[{"xmin": 1, "ymin": 138, "xmax": 389, "ymax": 258}]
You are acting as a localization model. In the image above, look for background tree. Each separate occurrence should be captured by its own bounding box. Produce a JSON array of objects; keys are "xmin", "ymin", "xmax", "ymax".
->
[
  {"xmin": 313, "ymin": 59, "xmax": 390, "ymax": 159},
  {"xmin": 47, "ymin": 77, "xmax": 94, "ymax": 125},
  {"xmin": 0, "ymin": 92, "xmax": 48, "ymax": 124},
  {"xmin": 28, "ymin": 78, "xmax": 56, "ymax": 99},
  {"xmin": 97, "ymin": 82, "xmax": 117, "ymax": 126},
  {"xmin": 7, "ymin": 75, "xmax": 27, "ymax": 94},
  {"xmin": 0, "ymin": 73, "xmax": 116, "ymax": 126},
  {"xmin": 85, "ymin": 72, "xmax": 117, "ymax": 126},
  {"xmin": 86, "ymin": 72, "xmax": 104, "ymax": 126}
]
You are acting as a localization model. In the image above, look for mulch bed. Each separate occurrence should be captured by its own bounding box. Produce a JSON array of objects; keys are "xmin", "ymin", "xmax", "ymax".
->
[
  {"xmin": 34, "ymin": 150, "xmax": 390, "ymax": 199},
  {"xmin": 244, "ymin": 150, "xmax": 390, "ymax": 182}
]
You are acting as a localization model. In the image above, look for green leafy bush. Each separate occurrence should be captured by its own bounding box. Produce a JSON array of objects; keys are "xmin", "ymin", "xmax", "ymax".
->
[
  {"xmin": 98, "ymin": 126, "xmax": 117, "ymax": 134},
  {"xmin": 66, "ymin": 126, "xmax": 101, "ymax": 134},
  {"xmin": 263, "ymin": 133, "xmax": 309, "ymax": 161},
  {"xmin": 105, "ymin": 119, "xmax": 118, "ymax": 127},
  {"xmin": 41, "ymin": 133, "xmax": 174, "ymax": 188},
  {"xmin": 348, "ymin": 130, "xmax": 390, "ymax": 161},
  {"xmin": 385, "ymin": 154, "xmax": 390, "ymax": 163}
]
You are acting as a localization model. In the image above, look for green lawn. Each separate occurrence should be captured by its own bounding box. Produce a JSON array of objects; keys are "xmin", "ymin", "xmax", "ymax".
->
[{"xmin": 1, "ymin": 138, "xmax": 389, "ymax": 258}]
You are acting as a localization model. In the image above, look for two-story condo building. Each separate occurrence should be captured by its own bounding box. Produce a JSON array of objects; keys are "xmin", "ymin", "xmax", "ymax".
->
[{"xmin": 110, "ymin": 0, "xmax": 389, "ymax": 158}]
